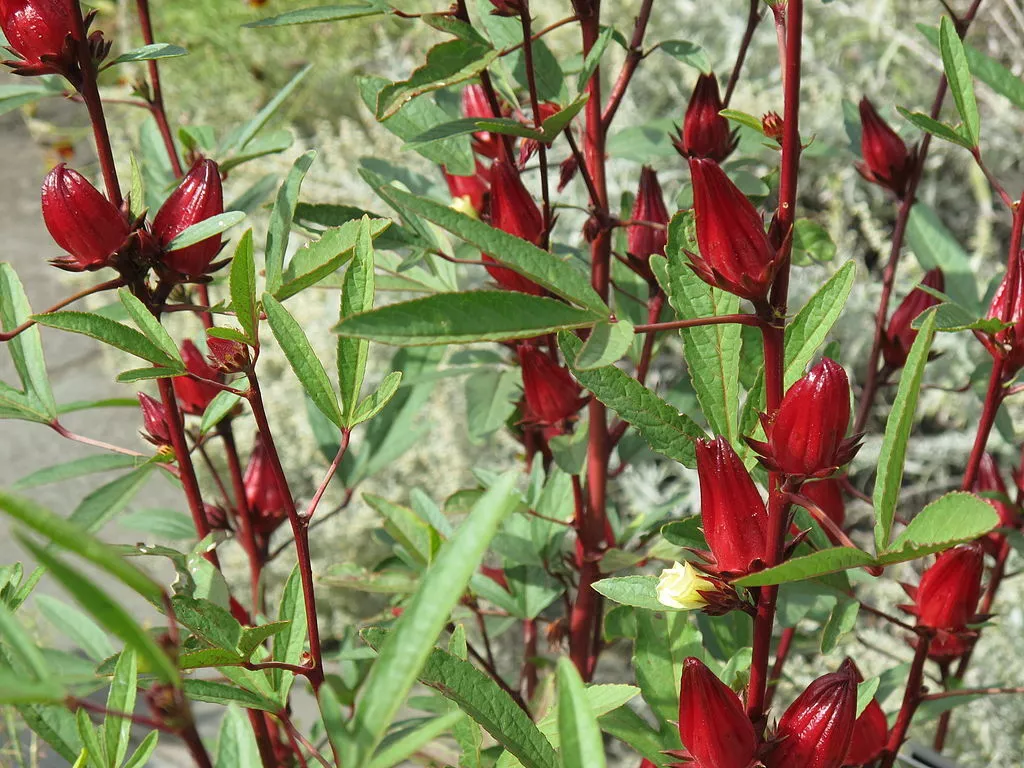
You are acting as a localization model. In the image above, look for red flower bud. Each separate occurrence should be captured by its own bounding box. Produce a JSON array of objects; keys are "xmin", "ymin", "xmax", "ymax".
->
[
  {"xmin": 485, "ymin": 161, "xmax": 545, "ymax": 295},
  {"xmin": 979, "ymin": 249, "xmax": 1024, "ymax": 375},
  {"xmin": 749, "ymin": 359, "xmax": 861, "ymax": 478},
  {"xmin": 518, "ymin": 101, "xmax": 560, "ymax": 167},
  {"xmin": 152, "ymin": 159, "xmax": 224, "ymax": 277},
  {"xmin": 856, "ymin": 98, "xmax": 916, "ymax": 198},
  {"xmin": 975, "ymin": 453, "xmax": 1021, "ymax": 555},
  {"xmin": 883, "ymin": 268, "xmax": 944, "ymax": 369},
  {"xmin": 41, "ymin": 164, "xmax": 128, "ymax": 271},
  {"xmin": 172, "ymin": 340, "xmax": 223, "ymax": 416},
  {"xmin": 688, "ymin": 158, "xmax": 780, "ymax": 301},
  {"xmin": 517, "ymin": 344, "xmax": 584, "ymax": 428},
  {"xmin": 677, "ymin": 657, "xmax": 758, "ymax": 768},
  {"xmin": 843, "ymin": 662, "xmax": 888, "ymax": 767},
  {"xmin": 445, "ymin": 160, "xmax": 491, "ymax": 216},
  {"xmin": 244, "ymin": 435, "xmax": 288, "ymax": 536},
  {"xmin": 765, "ymin": 659, "xmax": 858, "ymax": 768},
  {"xmin": 138, "ymin": 393, "xmax": 171, "ymax": 447},
  {"xmin": 802, "ymin": 478, "xmax": 846, "ymax": 528},
  {"xmin": 674, "ymin": 73, "xmax": 737, "ymax": 162},
  {"xmin": 695, "ymin": 436, "xmax": 769, "ymax": 575},
  {"xmin": 462, "ymin": 84, "xmax": 504, "ymax": 159},
  {"xmin": 906, "ymin": 543, "xmax": 984, "ymax": 632},
  {"xmin": 487, "ymin": 0, "xmax": 523, "ymax": 15},
  {"xmin": 1, "ymin": 0, "xmax": 73, "ymax": 74},
  {"xmin": 206, "ymin": 336, "xmax": 250, "ymax": 374},
  {"xmin": 762, "ymin": 111, "xmax": 784, "ymax": 142},
  {"xmin": 627, "ymin": 166, "xmax": 669, "ymax": 263}
]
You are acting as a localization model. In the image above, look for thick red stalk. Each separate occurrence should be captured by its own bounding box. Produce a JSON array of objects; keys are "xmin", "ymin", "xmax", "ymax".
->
[{"xmin": 601, "ymin": 0, "xmax": 654, "ymax": 130}]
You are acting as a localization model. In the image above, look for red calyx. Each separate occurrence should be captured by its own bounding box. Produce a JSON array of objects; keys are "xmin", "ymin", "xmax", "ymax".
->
[
  {"xmin": 627, "ymin": 166, "xmax": 669, "ymax": 264},
  {"xmin": 41, "ymin": 164, "xmax": 129, "ymax": 271},
  {"xmin": 485, "ymin": 160, "xmax": 546, "ymax": 295},
  {"xmin": 904, "ymin": 543, "xmax": 984, "ymax": 634},
  {"xmin": 244, "ymin": 435, "xmax": 289, "ymax": 537},
  {"xmin": 675, "ymin": 73, "xmax": 737, "ymax": 163},
  {"xmin": 1, "ymin": 0, "xmax": 74, "ymax": 76},
  {"xmin": 462, "ymin": 84, "xmax": 505, "ymax": 160},
  {"xmin": 856, "ymin": 97, "xmax": 916, "ymax": 199},
  {"xmin": 517, "ymin": 344, "xmax": 584, "ymax": 430},
  {"xmin": 883, "ymin": 268, "xmax": 944, "ymax": 369},
  {"xmin": 748, "ymin": 358, "xmax": 862, "ymax": 478},
  {"xmin": 801, "ymin": 478, "xmax": 847, "ymax": 529},
  {"xmin": 765, "ymin": 659, "xmax": 858, "ymax": 768},
  {"xmin": 206, "ymin": 336, "xmax": 250, "ymax": 375},
  {"xmin": 138, "ymin": 393, "xmax": 171, "ymax": 447},
  {"xmin": 518, "ymin": 101, "xmax": 560, "ymax": 167},
  {"xmin": 172, "ymin": 339, "xmax": 223, "ymax": 416},
  {"xmin": 445, "ymin": 160, "xmax": 491, "ymax": 216},
  {"xmin": 975, "ymin": 453, "xmax": 1021, "ymax": 555},
  {"xmin": 688, "ymin": 157, "xmax": 780, "ymax": 302},
  {"xmin": 152, "ymin": 158, "xmax": 224, "ymax": 278},
  {"xmin": 677, "ymin": 657, "xmax": 758, "ymax": 768},
  {"xmin": 978, "ymin": 248, "xmax": 1024, "ymax": 376},
  {"xmin": 843, "ymin": 661, "xmax": 889, "ymax": 767},
  {"xmin": 695, "ymin": 436, "xmax": 769, "ymax": 575}
]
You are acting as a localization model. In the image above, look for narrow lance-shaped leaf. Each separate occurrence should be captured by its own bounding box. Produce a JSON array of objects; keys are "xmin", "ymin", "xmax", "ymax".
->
[
  {"xmin": 339, "ymin": 217, "xmax": 376, "ymax": 424},
  {"xmin": 556, "ymin": 658, "xmax": 608, "ymax": 768},
  {"xmin": 104, "ymin": 647, "xmax": 137, "ymax": 767},
  {"xmin": 938, "ymin": 15, "xmax": 980, "ymax": 147},
  {"xmin": 0, "ymin": 264, "xmax": 56, "ymax": 419},
  {"xmin": 265, "ymin": 150, "xmax": 317, "ymax": 294},
  {"xmin": 230, "ymin": 229, "xmax": 258, "ymax": 342},
  {"xmin": 32, "ymin": 311, "xmax": 180, "ymax": 369},
  {"xmin": 118, "ymin": 289, "xmax": 182, "ymax": 366}
]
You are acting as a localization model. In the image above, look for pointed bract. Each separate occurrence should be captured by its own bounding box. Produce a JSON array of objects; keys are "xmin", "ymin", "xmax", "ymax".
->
[
  {"xmin": 172, "ymin": 339, "xmax": 223, "ymax": 415},
  {"xmin": 675, "ymin": 73, "xmax": 737, "ymax": 162},
  {"xmin": 883, "ymin": 268, "xmax": 944, "ymax": 369},
  {"xmin": 688, "ymin": 158, "xmax": 779, "ymax": 301},
  {"xmin": 695, "ymin": 436, "xmax": 769, "ymax": 574},
  {"xmin": 677, "ymin": 657, "xmax": 758, "ymax": 768},
  {"xmin": 765, "ymin": 660, "xmax": 858, "ymax": 768},
  {"xmin": 627, "ymin": 166, "xmax": 669, "ymax": 262},
  {"xmin": 517, "ymin": 344, "xmax": 584, "ymax": 427},
  {"xmin": 485, "ymin": 160, "xmax": 545, "ymax": 295},
  {"xmin": 856, "ymin": 98, "xmax": 916, "ymax": 198},
  {"xmin": 41, "ymin": 164, "xmax": 128, "ymax": 270},
  {"xmin": 153, "ymin": 158, "xmax": 224, "ymax": 277},
  {"xmin": 750, "ymin": 359, "xmax": 861, "ymax": 478}
]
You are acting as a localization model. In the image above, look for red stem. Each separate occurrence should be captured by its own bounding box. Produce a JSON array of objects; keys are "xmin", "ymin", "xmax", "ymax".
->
[
  {"xmin": 156, "ymin": 377, "xmax": 213, "ymax": 544},
  {"xmin": 0, "ymin": 278, "xmax": 123, "ymax": 342},
  {"xmin": 218, "ymin": 421, "xmax": 264, "ymax": 615},
  {"xmin": 635, "ymin": 290, "xmax": 664, "ymax": 385},
  {"xmin": 723, "ymin": 0, "xmax": 763, "ymax": 106},
  {"xmin": 879, "ymin": 633, "xmax": 933, "ymax": 768},
  {"xmin": 764, "ymin": 625, "xmax": 795, "ymax": 709},
  {"xmin": 601, "ymin": 0, "xmax": 655, "ymax": 131},
  {"xmin": 519, "ymin": 3, "xmax": 552, "ymax": 235},
  {"xmin": 521, "ymin": 618, "xmax": 538, "ymax": 702},
  {"xmin": 135, "ymin": 0, "xmax": 183, "ymax": 177}
]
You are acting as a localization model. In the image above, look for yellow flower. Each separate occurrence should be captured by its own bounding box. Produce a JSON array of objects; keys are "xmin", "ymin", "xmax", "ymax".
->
[{"xmin": 656, "ymin": 561, "xmax": 715, "ymax": 610}]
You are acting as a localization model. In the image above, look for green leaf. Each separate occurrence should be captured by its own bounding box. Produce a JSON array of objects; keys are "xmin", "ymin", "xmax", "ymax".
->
[
  {"xmin": 15, "ymin": 703, "xmax": 81, "ymax": 761},
  {"xmin": 346, "ymin": 473, "xmax": 519, "ymax": 766},
  {"xmin": 657, "ymin": 40, "xmax": 712, "ymax": 73},
  {"xmin": 378, "ymin": 187, "xmax": 608, "ymax": 313},
  {"xmin": 897, "ymin": 107, "xmax": 973, "ymax": 149},
  {"xmin": 857, "ymin": 678, "xmax": 881, "ymax": 717},
  {"xmin": 368, "ymin": 709, "xmax": 465, "ymax": 768},
  {"xmin": 906, "ymin": 203, "xmax": 978, "ymax": 311},
  {"xmin": 652, "ymin": 243, "xmax": 741, "ymax": 443},
  {"xmin": 107, "ymin": 43, "xmax": 187, "ymax": 65},
  {"xmin": 938, "ymin": 15, "xmax": 980, "ymax": 147},
  {"xmin": 223, "ymin": 64, "xmax": 312, "ymax": 154},
  {"xmin": 68, "ymin": 465, "xmax": 154, "ymax": 535},
  {"xmin": 791, "ymin": 220, "xmax": 838, "ymax": 265},
  {"xmin": 118, "ymin": 289, "xmax": 181, "ymax": 365},
  {"xmin": 633, "ymin": 609, "xmax": 701, "ymax": 726},
  {"xmin": 271, "ymin": 565, "xmax": 308, "ymax": 700},
  {"xmin": 734, "ymin": 547, "xmax": 877, "ymax": 588},
  {"xmin": 557, "ymin": 658, "xmax": 606, "ymax": 768},
  {"xmin": 882, "ymin": 492, "xmax": 999, "ymax": 560},
  {"xmin": 265, "ymin": 150, "xmax": 317, "ymax": 294},
  {"xmin": 577, "ymin": 27, "xmax": 614, "ymax": 91},
  {"xmin": 919, "ymin": 24, "xmax": 1024, "ymax": 110},
  {"xmin": 128, "ymin": 154, "xmax": 147, "ymax": 220},
  {"xmin": 12, "ymin": 454, "xmax": 141, "ymax": 490},
  {"xmin": 719, "ymin": 108, "xmax": 764, "ymax": 134},
  {"xmin": 592, "ymin": 576, "xmax": 666, "ymax": 611},
  {"xmin": 0, "ymin": 491, "xmax": 164, "ymax": 603},
  {"xmin": 0, "ymin": 601, "xmax": 51, "ymax": 680},
  {"xmin": 19, "ymin": 539, "xmax": 178, "ymax": 684},
  {"xmin": 120, "ymin": 508, "xmax": 196, "ymax": 541},
  {"xmin": 560, "ymin": 332, "xmax": 705, "ymax": 467},
  {"xmin": 598, "ymin": 706, "xmax": 668, "ymax": 767},
  {"xmin": 874, "ymin": 310, "xmax": 938, "ymax": 551},
  {"xmin": 36, "ymin": 595, "xmax": 114, "ymax": 662},
  {"xmin": 165, "ymin": 211, "xmax": 245, "ymax": 252},
  {"xmin": 361, "ymin": 628, "xmax": 558, "ymax": 768},
  {"xmin": 123, "ymin": 731, "xmax": 158, "ymax": 768},
  {"xmin": 263, "ymin": 292, "xmax": 343, "ymax": 427},
  {"xmin": 276, "ymin": 218, "xmax": 391, "ymax": 301},
  {"xmin": 104, "ymin": 647, "xmax": 137, "ymax": 767},
  {"xmin": 0, "ymin": 264, "xmax": 56, "ymax": 420},
  {"xmin": 377, "ymin": 40, "xmax": 499, "ymax": 121},
  {"xmin": 199, "ymin": 391, "xmax": 243, "ymax": 436},
  {"xmin": 365, "ymin": 494, "xmax": 440, "ymax": 566},
  {"xmin": 318, "ymin": 684, "xmax": 354, "ymax": 762},
  {"xmin": 821, "ymin": 599, "xmax": 859, "ymax": 654},
  {"xmin": 182, "ymin": 680, "xmax": 279, "ymax": 712},
  {"xmin": 76, "ymin": 708, "xmax": 105, "ymax": 768},
  {"xmin": 244, "ymin": 2, "xmax": 389, "ymax": 27},
  {"xmin": 0, "ymin": 674, "xmax": 65, "ymax": 704},
  {"xmin": 352, "ymin": 371, "xmax": 403, "ymax": 427},
  {"xmin": 214, "ymin": 705, "xmax": 258, "ymax": 768},
  {"xmin": 339, "ymin": 217, "xmax": 376, "ymax": 424},
  {"xmin": 335, "ymin": 292, "xmax": 598, "ymax": 346},
  {"xmin": 230, "ymin": 230, "xmax": 258, "ymax": 342},
  {"xmin": 574, "ymin": 320, "xmax": 634, "ymax": 371},
  {"xmin": 32, "ymin": 311, "xmax": 180, "ymax": 368}
]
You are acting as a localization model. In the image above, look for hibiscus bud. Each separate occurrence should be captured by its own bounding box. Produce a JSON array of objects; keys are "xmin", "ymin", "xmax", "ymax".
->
[
  {"xmin": 844, "ymin": 661, "xmax": 888, "ymax": 767},
  {"xmin": 138, "ymin": 393, "xmax": 171, "ymax": 446},
  {"xmin": 908, "ymin": 543, "xmax": 984, "ymax": 632},
  {"xmin": 656, "ymin": 561, "xmax": 720, "ymax": 610},
  {"xmin": 677, "ymin": 657, "xmax": 758, "ymax": 768},
  {"xmin": 445, "ymin": 160, "xmax": 491, "ymax": 217},
  {"xmin": 152, "ymin": 159, "xmax": 224, "ymax": 277},
  {"xmin": 765, "ymin": 660, "xmax": 858, "ymax": 768},
  {"xmin": 801, "ymin": 478, "xmax": 846, "ymax": 528},
  {"xmin": 856, "ymin": 98, "xmax": 915, "ymax": 198},
  {"xmin": 974, "ymin": 453, "xmax": 1021, "ymax": 555},
  {"xmin": 41, "ymin": 164, "xmax": 128, "ymax": 271},
  {"xmin": 749, "ymin": 358, "xmax": 861, "ymax": 478},
  {"xmin": 172, "ymin": 340, "xmax": 223, "ymax": 415},
  {"xmin": 695, "ymin": 436, "xmax": 769, "ymax": 574},
  {"xmin": 674, "ymin": 73, "xmax": 736, "ymax": 162},
  {"xmin": 487, "ymin": 0, "xmax": 523, "ymax": 15},
  {"xmin": 462, "ymin": 84, "xmax": 503, "ymax": 159},
  {"xmin": 485, "ymin": 160, "xmax": 545, "ymax": 295},
  {"xmin": 517, "ymin": 344, "xmax": 584, "ymax": 427},
  {"xmin": 762, "ymin": 111, "xmax": 784, "ymax": 142},
  {"xmin": 518, "ymin": 101, "xmax": 560, "ymax": 167},
  {"xmin": 979, "ymin": 249, "xmax": 1024, "ymax": 375},
  {"xmin": 206, "ymin": 336, "xmax": 250, "ymax": 374},
  {"xmin": 688, "ymin": 157, "xmax": 779, "ymax": 302},
  {"xmin": 244, "ymin": 435, "xmax": 288, "ymax": 536},
  {"xmin": 627, "ymin": 166, "xmax": 669, "ymax": 263},
  {"xmin": 1, "ymin": 0, "xmax": 74, "ymax": 75},
  {"xmin": 883, "ymin": 268, "xmax": 944, "ymax": 369}
]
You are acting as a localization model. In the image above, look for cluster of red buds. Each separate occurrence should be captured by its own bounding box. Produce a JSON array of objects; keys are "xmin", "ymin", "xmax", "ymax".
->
[
  {"xmin": 857, "ymin": 97, "xmax": 918, "ymax": 199},
  {"xmin": 674, "ymin": 657, "xmax": 883, "ymax": 768}
]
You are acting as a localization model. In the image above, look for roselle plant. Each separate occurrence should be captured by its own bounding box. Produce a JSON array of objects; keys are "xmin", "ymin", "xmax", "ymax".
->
[{"xmin": 0, "ymin": 0, "xmax": 1022, "ymax": 766}]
